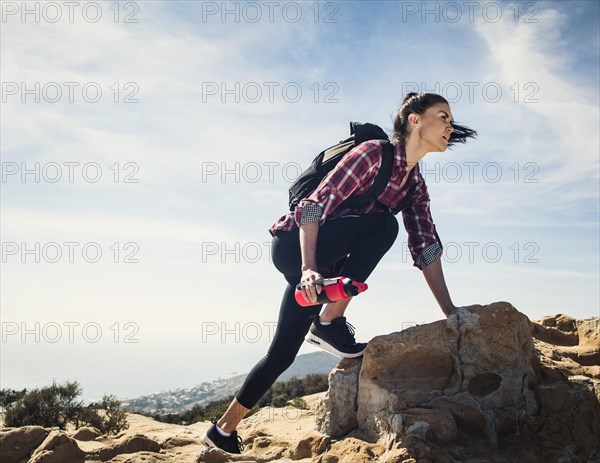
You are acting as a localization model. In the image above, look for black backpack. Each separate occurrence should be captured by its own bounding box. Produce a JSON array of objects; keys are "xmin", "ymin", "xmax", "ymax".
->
[{"xmin": 288, "ymin": 122, "xmax": 417, "ymax": 214}]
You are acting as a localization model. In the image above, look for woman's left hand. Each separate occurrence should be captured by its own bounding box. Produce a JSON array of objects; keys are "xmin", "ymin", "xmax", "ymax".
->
[{"xmin": 445, "ymin": 305, "xmax": 459, "ymax": 318}]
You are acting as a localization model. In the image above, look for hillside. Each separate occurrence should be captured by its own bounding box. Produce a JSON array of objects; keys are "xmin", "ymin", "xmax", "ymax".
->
[{"xmin": 122, "ymin": 351, "xmax": 337, "ymax": 415}]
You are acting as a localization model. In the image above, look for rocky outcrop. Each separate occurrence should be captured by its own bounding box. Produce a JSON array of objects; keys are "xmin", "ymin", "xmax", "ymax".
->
[
  {"xmin": 315, "ymin": 302, "xmax": 600, "ymax": 462},
  {"xmin": 28, "ymin": 430, "xmax": 85, "ymax": 463},
  {"xmin": 71, "ymin": 427, "xmax": 102, "ymax": 442},
  {"xmin": 0, "ymin": 426, "xmax": 50, "ymax": 463},
  {"xmin": 287, "ymin": 432, "xmax": 331, "ymax": 460},
  {"xmin": 1, "ymin": 303, "xmax": 597, "ymax": 463},
  {"xmin": 0, "ymin": 426, "xmax": 162, "ymax": 463},
  {"xmin": 315, "ymin": 358, "xmax": 362, "ymax": 438},
  {"xmin": 530, "ymin": 314, "xmax": 600, "ymax": 379},
  {"xmin": 86, "ymin": 434, "xmax": 161, "ymax": 461}
]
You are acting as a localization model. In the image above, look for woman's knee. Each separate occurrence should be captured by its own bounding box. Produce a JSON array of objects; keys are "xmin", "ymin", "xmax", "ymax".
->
[
  {"xmin": 378, "ymin": 212, "xmax": 399, "ymax": 246},
  {"xmin": 272, "ymin": 233, "xmax": 301, "ymax": 276},
  {"xmin": 384, "ymin": 212, "xmax": 400, "ymax": 237}
]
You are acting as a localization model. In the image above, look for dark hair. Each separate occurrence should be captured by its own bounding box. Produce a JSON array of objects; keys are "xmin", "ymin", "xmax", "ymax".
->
[{"xmin": 391, "ymin": 92, "xmax": 477, "ymax": 147}]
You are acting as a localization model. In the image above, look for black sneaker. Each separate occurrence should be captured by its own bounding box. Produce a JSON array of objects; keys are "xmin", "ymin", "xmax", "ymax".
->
[
  {"xmin": 200, "ymin": 418, "xmax": 244, "ymax": 454},
  {"xmin": 305, "ymin": 316, "xmax": 367, "ymax": 358}
]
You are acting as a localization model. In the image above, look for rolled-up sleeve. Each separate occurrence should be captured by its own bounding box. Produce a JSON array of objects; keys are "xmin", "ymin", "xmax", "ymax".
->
[
  {"xmin": 415, "ymin": 242, "xmax": 443, "ymax": 268},
  {"xmin": 293, "ymin": 141, "xmax": 381, "ymax": 227},
  {"xmin": 298, "ymin": 202, "xmax": 324, "ymax": 224},
  {"xmin": 402, "ymin": 174, "xmax": 443, "ymax": 270}
]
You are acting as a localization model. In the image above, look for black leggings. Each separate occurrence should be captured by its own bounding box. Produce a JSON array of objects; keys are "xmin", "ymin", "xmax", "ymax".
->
[{"xmin": 235, "ymin": 212, "xmax": 399, "ymax": 409}]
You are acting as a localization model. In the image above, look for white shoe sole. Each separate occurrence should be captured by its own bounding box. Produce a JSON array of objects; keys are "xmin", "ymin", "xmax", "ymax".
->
[
  {"xmin": 305, "ymin": 332, "xmax": 365, "ymax": 358},
  {"xmin": 201, "ymin": 433, "xmax": 242, "ymax": 455},
  {"xmin": 200, "ymin": 433, "xmax": 216, "ymax": 449}
]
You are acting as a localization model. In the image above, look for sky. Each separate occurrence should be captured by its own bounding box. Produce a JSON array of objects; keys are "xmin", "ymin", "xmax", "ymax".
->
[{"xmin": 1, "ymin": 0, "xmax": 599, "ymax": 401}]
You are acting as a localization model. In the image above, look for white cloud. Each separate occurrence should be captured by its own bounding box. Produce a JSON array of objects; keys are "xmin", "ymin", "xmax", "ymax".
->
[
  {"xmin": 473, "ymin": 5, "xmax": 599, "ymax": 201},
  {"xmin": 1, "ymin": 207, "xmax": 244, "ymax": 244},
  {"xmin": 1, "ymin": 2, "xmax": 597, "ymax": 396}
]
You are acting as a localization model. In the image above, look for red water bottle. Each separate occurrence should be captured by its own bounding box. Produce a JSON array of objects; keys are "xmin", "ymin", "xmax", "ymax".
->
[{"xmin": 295, "ymin": 276, "xmax": 368, "ymax": 307}]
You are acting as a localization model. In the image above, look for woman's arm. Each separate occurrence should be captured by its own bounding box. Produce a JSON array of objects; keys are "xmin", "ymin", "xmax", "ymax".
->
[
  {"xmin": 421, "ymin": 255, "xmax": 456, "ymax": 317},
  {"xmin": 299, "ymin": 221, "xmax": 319, "ymax": 271},
  {"xmin": 299, "ymin": 221, "xmax": 322, "ymax": 303}
]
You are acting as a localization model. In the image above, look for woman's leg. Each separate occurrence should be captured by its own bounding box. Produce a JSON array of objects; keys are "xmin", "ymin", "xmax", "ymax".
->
[
  {"xmin": 317, "ymin": 212, "xmax": 400, "ymax": 320},
  {"xmin": 224, "ymin": 281, "xmax": 320, "ymax": 430},
  {"xmin": 277, "ymin": 212, "xmax": 400, "ymax": 356},
  {"xmin": 271, "ymin": 212, "xmax": 398, "ymax": 280},
  {"xmin": 234, "ymin": 281, "xmax": 321, "ymax": 407},
  {"xmin": 316, "ymin": 212, "xmax": 400, "ymax": 281},
  {"xmin": 319, "ymin": 298, "xmax": 351, "ymax": 323},
  {"xmin": 216, "ymin": 212, "xmax": 399, "ymax": 431},
  {"xmin": 217, "ymin": 398, "xmax": 249, "ymax": 433}
]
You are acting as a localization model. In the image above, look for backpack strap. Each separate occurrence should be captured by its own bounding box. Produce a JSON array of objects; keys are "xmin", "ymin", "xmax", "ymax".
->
[
  {"xmin": 388, "ymin": 182, "xmax": 418, "ymax": 214},
  {"xmin": 369, "ymin": 140, "xmax": 394, "ymax": 200},
  {"xmin": 375, "ymin": 143, "xmax": 420, "ymax": 215},
  {"xmin": 344, "ymin": 140, "xmax": 394, "ymax": 209}
]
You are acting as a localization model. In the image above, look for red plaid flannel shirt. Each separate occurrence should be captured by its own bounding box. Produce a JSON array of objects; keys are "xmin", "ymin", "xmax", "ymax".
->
[{"xmin": 269, "ymin": 140, "xmax": 443, "ymax": 269}]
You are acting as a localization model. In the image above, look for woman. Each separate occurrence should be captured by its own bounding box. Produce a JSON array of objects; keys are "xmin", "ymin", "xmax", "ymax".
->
[{"xmin": 201, "ymin": 92, "xmax": 477, "ymax": 454}]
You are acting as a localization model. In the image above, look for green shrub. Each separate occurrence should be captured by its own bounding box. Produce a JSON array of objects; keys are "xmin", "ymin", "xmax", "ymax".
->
[
  {"xmin": 291, "ymin": 397, "xmax": 308, "ymax": 409},
  {"xmin": 1, "ymin": 381, "xmax": 128, "ymax": 435},
  {"xmin": 75, "ymin": 395, "xmax": 129, "ymax": 435},
  {"xmin": 271, "ymin": 394, "xmax": 289, "ymax": 407},
  {"xmin": 4, "ymin": 381, "xmax": 82, "ymax": 429},
  {"xmin": 0, "ymin": 388, "xmax": 27, "ymax": 407}
]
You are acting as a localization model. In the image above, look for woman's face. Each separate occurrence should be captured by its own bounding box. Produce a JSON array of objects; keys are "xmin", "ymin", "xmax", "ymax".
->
[{"xmin": 410, "ymin": 102, "xmax": 455, "ymax": 152}]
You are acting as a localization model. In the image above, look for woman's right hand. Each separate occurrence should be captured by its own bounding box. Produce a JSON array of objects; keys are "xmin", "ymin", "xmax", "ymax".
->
[{"xmin": 299, "ymin": 267, "xmax": 323, "ymax": 304}]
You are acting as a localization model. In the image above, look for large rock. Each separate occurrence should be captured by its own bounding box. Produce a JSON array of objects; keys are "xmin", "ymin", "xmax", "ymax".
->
[
  {"xmin": 528, "ymin": 314, "xmax": 600, "ymax": 461},
  {"xmin": 315, "ymin": 358, "xmax": 362, "ymax": 438},
  {"xmin": 85, "ymin": 434, "xmax": 161, "ymax": 461},
  {"xmin": 70, "ymin": 427, "xmax": 102, "ymax": 442},
  {"xmin": 28, "ymin": 430, "xmax": 84, "ymax": 463},
  {"xmin": 316, "ymin": 302, "xmax": 600, "ymax": 462},
  {"xmin": 357, "ymin": 302, "xmax": 539, "ymax": 444},
  {"xmin": 531, "ymin": 314, "xmax": 600, "ymax": 382},
  {"xmin": 287, "ymin": 432, "xmax": 330, "ymax": 460},
  {"xmin": 0, "ymin": 426, "xmax": 49, "ymax": 463}
]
